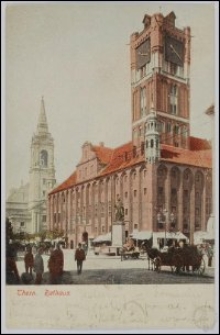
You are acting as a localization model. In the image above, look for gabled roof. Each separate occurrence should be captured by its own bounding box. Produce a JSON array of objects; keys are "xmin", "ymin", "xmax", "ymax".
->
[
  {"xmin": 100, "ymin": 142, "xmax": 137, "ymax": 175},
  {"xmin": 91, "ymin": 145, "xmax": 113, "ymax": 165}
]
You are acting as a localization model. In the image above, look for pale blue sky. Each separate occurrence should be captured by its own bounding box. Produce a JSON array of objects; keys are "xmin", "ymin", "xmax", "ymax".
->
[{"xmin": 4, "ymin": 2, "xmax": 217, "ymax": 195}]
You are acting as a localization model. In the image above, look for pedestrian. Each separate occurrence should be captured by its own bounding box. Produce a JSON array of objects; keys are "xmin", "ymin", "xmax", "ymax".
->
[
  {"xmin": 48, "ymin": 243, "xmax": 64, "ymax": 284},
  {"xmin": 24, "ymin": 245, "xmax": 34, "ymax": 276},
  {"xmin": 75, "ymin": 243, "xmax": 86, "ymax": 275},
  {"xmin": 207, "ymin": 244, "xmax": 213, "ymax": 267},
  {"xmin": 33, "ymin": 247, "xmax": 44, "ymax": 284},
  {"xmin": 6, "ymin": 244, "xmax": 20, "ymax": 284}
]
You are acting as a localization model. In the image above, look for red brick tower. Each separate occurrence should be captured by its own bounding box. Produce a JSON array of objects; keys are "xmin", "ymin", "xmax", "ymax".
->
[{"xmin": 130, "ymin": 11, "xmax": 191, "ymax": 155}]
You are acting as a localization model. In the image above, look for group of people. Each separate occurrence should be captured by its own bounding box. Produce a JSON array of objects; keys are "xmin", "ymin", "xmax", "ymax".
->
[
  {"xmin": 197, "ymin": 243, "xmax": 214, "ymax": 267},
  {"xmin": 22, "ymin": 242, "xmax": 86, "ymax": 284},
  {"xmin": 123, "ymin": 238, "xmax": 135, "ymax": 252},
  {"xmin": 23, "ymin": 245, "xmax": 44, "ymax": 284}
]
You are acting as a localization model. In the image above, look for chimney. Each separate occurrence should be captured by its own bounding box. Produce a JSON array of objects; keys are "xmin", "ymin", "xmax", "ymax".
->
[{"xmin": 99, "ymin": 142, "xmax": 104, "ymax": 147}]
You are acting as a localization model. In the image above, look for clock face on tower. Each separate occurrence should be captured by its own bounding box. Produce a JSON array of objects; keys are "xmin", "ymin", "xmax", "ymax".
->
[
  {"xmin": 165, "ymin": 35, "xmax": 184, "ymax": 67},
  {"xmin": 136, "ymin": 38, "xmax": 151, "ymax": 69}
]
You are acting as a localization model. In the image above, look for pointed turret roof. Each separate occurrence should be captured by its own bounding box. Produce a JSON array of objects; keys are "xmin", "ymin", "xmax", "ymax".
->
[{"xmin": 37, "ymin": 96, "xmax": 49, "ymax": 134}]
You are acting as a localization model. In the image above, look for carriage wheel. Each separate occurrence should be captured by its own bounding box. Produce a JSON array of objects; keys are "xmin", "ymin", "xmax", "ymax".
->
[
  {"xmin": 154, "ymin": 257, "xmax": 162, "ymax": 272},
  {"xmin": 197, "ymin": 258, "xmax": 206, "ymax": 276}
]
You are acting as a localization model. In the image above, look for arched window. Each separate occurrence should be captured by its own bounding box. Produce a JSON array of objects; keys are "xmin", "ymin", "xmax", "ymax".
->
[
  {"xmin": 40, "ymin": 150, "xmax": 48, "ymax": 167},
  {"xmin": 150, "ymin": 139, "xmax": 154, "ymax": 148}
]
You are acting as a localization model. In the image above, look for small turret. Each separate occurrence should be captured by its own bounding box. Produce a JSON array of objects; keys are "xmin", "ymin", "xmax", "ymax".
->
[{"xmin": 145, "ymin": 107, "xmax": 160, "ymax": 164}]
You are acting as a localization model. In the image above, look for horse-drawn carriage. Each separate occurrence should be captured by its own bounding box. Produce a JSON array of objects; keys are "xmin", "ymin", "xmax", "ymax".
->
[{"xmin": 146, "ymin": 244, "xmax": 206, "ymax": 275}]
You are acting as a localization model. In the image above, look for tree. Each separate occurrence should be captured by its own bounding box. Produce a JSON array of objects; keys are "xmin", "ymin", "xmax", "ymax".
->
[{"xmin": 50, "ymin": 229, "xmax": 64, "ymax": 240}]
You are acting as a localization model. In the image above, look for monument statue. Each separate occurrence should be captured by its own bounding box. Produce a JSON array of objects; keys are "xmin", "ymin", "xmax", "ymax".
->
[
  {"xmin": 114, "ymin": 197, "xmax": 124, "ymax": 222},
  {"xmin": 112, "ymin": 196, "xmax": 126, "ymax": 249}
]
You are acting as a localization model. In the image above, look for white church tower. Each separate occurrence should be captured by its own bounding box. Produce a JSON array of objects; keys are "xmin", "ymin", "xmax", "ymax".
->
[{"xmin": 28, "ymin": 97, "xmax": 56, "ymax": 233}]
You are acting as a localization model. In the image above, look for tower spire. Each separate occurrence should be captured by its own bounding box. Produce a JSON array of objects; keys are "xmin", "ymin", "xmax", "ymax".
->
[{"xmin": 37, "ymin": 96, "xmax": 48, "ymax": 134}]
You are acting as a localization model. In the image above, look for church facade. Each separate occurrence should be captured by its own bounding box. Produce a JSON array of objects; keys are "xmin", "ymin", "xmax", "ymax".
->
[
  {"xmin": 6, "ymin": 98, "xmax": 56, "ymax": 235},
  {"xmin": 48, "ymin": 11, "xmax": 212, "ymax": 248}
]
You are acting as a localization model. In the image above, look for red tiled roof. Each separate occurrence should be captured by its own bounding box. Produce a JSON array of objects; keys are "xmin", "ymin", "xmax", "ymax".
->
[
  {"xmin": 189, "ymin": 136, "xmax": 211, "ymax": 151},
  {"xmin": 100, "ymin": 142, "xmax": 143, "ymax": 175},
  {"xmin": 91, "ymin": 145, "xmax": 113, "ymax": 165},
  {"xmin": 49, "ymin": 171, "xmax": 77, "ymax": 195},
  {"xmin": 49, "ymin": 138, "xmax": 212, "ymax": 195},
  {"xmin": 161, "ymin": 144, "xmax": 212, "ymax": 168}
]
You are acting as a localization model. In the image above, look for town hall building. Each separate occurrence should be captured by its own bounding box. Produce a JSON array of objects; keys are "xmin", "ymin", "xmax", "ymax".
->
[{"xmin": 48, "ymin": 11, "xmax": 212, "ymax": 248}]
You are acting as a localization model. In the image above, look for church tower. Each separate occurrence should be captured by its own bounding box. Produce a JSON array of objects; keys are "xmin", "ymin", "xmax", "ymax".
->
[
  {"xmin": 28, "ymin": 97, "xmax": 56, "ymax": 233},
  {"xmin": 130, "ymin": 12, "xmax": 191, "ymax": 153}
]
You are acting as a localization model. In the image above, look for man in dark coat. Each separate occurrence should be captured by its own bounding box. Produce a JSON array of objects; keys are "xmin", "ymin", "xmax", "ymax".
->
[
  {"xmin": 48, "ymin": 243, "xmax": 64, "ymax": 284},
  {"xmin": 75, "ymin": 243, "xmax": 85, "ymax": 275}
]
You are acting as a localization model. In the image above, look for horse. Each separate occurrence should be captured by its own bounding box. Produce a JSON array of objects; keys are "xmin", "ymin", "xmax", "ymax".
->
[{"xmin": 140, "ymin": 241, "xmax": 159, "ymax": 270}]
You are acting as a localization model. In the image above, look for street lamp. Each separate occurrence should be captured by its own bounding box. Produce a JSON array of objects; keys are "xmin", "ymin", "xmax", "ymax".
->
[{"xmin": 163, "ymin": 209, "xmax": 168, "ymax": 247}]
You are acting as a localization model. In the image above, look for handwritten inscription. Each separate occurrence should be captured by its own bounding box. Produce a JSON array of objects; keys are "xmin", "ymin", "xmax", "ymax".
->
[
  {"xmin": 45, "ymin": 289, "xmax": 70, "ymax": 297},
  {"xmin": 9, "ymin": 286, "xmax": 214, "ymax": 330},
  {"xmin": 17, "ymin": 289, "xmax": 36, "ymax": 296},
  {"xmin": 17, "ymin": 289, "xmax": 71, "ymax": 297}
]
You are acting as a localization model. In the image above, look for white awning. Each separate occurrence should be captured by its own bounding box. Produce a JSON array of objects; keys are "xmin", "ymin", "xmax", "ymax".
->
[
  {"xmin": 130, "ymin": 230, "xmax": 153, "ymax": 240},
  {"xmin": 194, "ymin": 231, "xmax": 215, "ymax": 244},
  {"xmin": 93, "ymin": 232, "xmax": 111, "ymax": 243},
  {"xmin": 153, "ymin": 231, "xmax": 188, "ymax": 240}
]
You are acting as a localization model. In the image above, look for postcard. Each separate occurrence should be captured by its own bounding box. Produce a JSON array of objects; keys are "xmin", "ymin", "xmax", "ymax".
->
[{"xmin": 3, "ymin": 1, "xmax": 219, "ymax": 333}]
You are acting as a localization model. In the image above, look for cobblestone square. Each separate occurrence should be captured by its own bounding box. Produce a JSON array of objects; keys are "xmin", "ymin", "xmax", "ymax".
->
[{"xmin": 15, "ymin": 249, "xmax": 215, "ymax": 285}]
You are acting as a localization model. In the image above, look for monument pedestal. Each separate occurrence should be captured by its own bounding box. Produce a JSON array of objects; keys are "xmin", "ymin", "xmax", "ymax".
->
[{"xmin": 112, "ymin": 221, "xmax": 125, "ymax": 255}]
